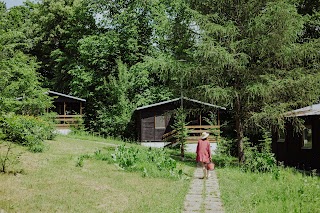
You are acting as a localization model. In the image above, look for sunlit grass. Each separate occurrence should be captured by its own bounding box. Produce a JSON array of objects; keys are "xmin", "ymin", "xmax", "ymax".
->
[
  {"xmin": 217, "ymin": 167, "xmax": 320, "ymax": 213},
  {"xmin": 0, "ymin": 135, "xmax": 194, "ymax": 212}
]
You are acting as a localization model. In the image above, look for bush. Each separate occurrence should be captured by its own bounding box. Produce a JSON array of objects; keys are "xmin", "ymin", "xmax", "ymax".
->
[
  {"xmin": 241, "ymin": 133, "xmax": 277, "ymax": 173},
  {"xmin": 0, "ymin": 113, "xmax": 56, "ymax": 152},
  {"xmin": 212, "ymin": 154, "xmax": 237, "ymax": 168},
  {"xmin": 212, "ymin": 137, "xmax": 238, "ymax": 168},
  {"xmin": 111, "ymin": 144, "xmax": 184, "ymax": 179}
]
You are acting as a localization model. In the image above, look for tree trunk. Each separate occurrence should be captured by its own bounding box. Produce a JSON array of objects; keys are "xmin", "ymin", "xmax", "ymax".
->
[{"xmin": 235, "ymin": 93, "xmax": 245, "ymax": 163}]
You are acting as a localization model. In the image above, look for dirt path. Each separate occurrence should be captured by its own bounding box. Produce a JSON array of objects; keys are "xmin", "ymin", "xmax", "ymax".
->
[{"xmin": 183, "ymin": 167, "xmax": 224, "ymax": 213}]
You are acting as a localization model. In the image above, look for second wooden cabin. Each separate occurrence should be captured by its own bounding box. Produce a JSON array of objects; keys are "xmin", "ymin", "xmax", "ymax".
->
[
  {"xmin": 135, "ymin": 97, "xmax": 226, "ymax": 151},
  {"xmin": 48, "ymin": 91, "xmax": 86, "ymax": 133}
]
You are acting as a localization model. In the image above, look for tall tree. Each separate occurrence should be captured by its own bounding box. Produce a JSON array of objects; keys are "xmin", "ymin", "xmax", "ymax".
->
[
  {"xmin": 28, "ymin": 0, "xmax": 98, "ymax": 92},
  {"xmin": 0, "ymin": 2, "xmax": 50, "ymax": 115},
  {"xmin": 186, "ymin": 0, "xmax": 320, "ymax": 162}
]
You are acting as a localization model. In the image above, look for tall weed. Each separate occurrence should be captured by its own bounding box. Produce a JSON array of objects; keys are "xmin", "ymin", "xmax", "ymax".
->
[
  {"xmin": 112, "ymin": 145, "xmax": 184, "ymax": 179},
  {"xmin": 0, "ymin": 142, "xmax": 22, "ymax": 174}
]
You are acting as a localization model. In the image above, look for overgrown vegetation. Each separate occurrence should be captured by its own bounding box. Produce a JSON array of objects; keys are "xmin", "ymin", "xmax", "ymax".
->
[
  {"xmin": 0, "ymin": 135, "xmax": 192, "ymax": 212},
  {"xmin": 1, "ymin": 0, "xmax": 319, "ymax": 162},
  {"xmin": 0, "ymin": 142, "xmax": 22, "ymax": 174},
  {"xmin": 212, "ymin": 131, "xmax": 277, "ymax": 173},
  {"xmin": 241, "ymin": 133, "xmax": 277, "ymax": 173},
  {"xmin": 172, "ymin": 108, "xmax": 189, "ymax": 160},
  {"xmin": 218, "ymin": 167, "xmax": 320, "ymax": 213},
  {"xmin": 213, "ymin": 133, "xmax": 320, "ymax": 212},
  {"xmin": 76, "ymin": 144, "xmax": 187, "ymax": 179},
  {"xmin": 0, "ymin": 113, "xmax": 56, "ymax": 152}
]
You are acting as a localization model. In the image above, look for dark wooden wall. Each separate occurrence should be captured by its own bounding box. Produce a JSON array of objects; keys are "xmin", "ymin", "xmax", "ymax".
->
[
  {"xmin": 138, "ymin": 103, "xmax": 176, "ymax": 142},
  {"xmin": 272, "ymin": 116, "xmax": 320, "ymax": 170}
]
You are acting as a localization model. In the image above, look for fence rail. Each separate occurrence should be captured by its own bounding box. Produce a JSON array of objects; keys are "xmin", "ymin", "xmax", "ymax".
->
[
  {"xmin": 55, "ymin": 115, "xmax": 83, "ymax": 129},
  {"xmin": 163, "ymin": 125, "xmax": 220, "ymax": 146}
]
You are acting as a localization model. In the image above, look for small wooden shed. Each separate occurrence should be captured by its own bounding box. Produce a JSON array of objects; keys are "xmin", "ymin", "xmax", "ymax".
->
[
  {"xmin": 272, "ymin": 103, "xmax": 320, "ymax": 170},
  {"xmin": 47, "ymin": 91, "xmax": 86, "ymax": 129},
  {"xmin": 135, "ymin": 97, "xmax": 226, "ymax": 144}
]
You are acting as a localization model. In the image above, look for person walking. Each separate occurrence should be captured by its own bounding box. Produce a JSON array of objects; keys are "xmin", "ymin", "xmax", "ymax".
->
[{"xmin": 196, "ymin": 132, "xmax": 212, "ymax": 179}]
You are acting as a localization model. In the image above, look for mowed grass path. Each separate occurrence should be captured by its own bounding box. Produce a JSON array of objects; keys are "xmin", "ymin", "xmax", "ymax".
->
[{"xmin": 0, "ymin": 136, "xmax": 193, "ymax": 213}]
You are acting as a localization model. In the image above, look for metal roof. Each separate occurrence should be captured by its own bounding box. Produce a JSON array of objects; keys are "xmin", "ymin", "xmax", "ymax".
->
[
  {"xmin": 48, "ymin": 91, "xmax": 86, "ymax": 102},
  {"xmin": 284, "ymin": 103, "xmax": 320, "ymax": 117},
  {"xmin": 136, "ymin": 97, "xmax": 226, "ymax": 111}
]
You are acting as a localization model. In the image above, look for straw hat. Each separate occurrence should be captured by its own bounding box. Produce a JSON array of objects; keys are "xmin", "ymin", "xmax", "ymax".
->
[{"xmin": 201, "ymin": 132, "xmax": 209, "ymax": 139}]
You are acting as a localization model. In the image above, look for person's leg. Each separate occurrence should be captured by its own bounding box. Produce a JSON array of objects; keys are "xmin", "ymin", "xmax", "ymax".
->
[
  {"xmin": 201, "ymin": 162, "xmax": 207, "ymax": 179},
  {"xmin": 207, "ymin": 168, "xmax": 211, "ymax": 178}
]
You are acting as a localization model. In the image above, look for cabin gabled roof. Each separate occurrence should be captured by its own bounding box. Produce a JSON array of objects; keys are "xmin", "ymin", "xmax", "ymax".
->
[
  {"xmin": 284, "ymin": 103, "xmax": 320, "ymax": 117},
  {"xmin": 136, "ymin": 97, "xmax": 226, "ymax": 111},
  {"xmin": 47, "ymin": 91, "xmax": 86, "ymax": 102}
]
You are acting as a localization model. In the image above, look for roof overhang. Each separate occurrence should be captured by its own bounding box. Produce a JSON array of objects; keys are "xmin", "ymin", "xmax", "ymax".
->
[
  {"xmin": 136, "ymin": 97, "xmax": 226, "ymax": 111},
  {"xmin": 284, "ymin": 103, "xmax": 320, "ymax": 117},
  {"xmin": 47, "ymin": 91, "xmax": 86, "ymax": 102}
]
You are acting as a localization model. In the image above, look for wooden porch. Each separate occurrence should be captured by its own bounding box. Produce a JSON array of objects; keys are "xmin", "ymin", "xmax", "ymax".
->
[
  {"xmin": 163, "ymin": 125, "xmax": 220, "ymax": 147},
  {"xmin": 55, "ymin": 115, "xmax": 83, "ymax": 129}
]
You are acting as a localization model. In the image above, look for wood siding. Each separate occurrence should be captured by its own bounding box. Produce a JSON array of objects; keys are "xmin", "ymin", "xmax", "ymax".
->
[
  {"xmin": 272, "ymin": 116, "xmax": 320, "ymax": 170},
  {"xmin": 137, "ymin": 100, "xmax": 222, "ymax": 142}
]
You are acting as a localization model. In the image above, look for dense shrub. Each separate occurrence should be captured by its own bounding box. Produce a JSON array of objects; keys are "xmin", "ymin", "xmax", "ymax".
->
[
  {"xmin": 212, "ymin": 154, "xmax": 237, "ymax": 168},
  {"xmin": 241, "ymin": 133, "xmax": 277, "ymax": 173},
  {"xmin": 213, "ymin": 137, "xmax": 238, "ymax": 168},
  {"xmin": 0, "ymin": 113, "xmax": 56, "ymax": 152},
  {"xmin": 111, "ymin": 145, "xmax": 184, "ymax": 179}
]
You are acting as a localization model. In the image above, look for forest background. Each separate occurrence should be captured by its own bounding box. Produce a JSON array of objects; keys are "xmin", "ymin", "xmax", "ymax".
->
[{"xmin": 0, "ymin": 0, "xmax": 319, "ymax": 161}]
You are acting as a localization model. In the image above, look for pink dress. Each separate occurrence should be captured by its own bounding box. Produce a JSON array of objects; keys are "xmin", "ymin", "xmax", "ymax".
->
[{"xmin": 196, "ymin": 139, "xmax": 211, "ymax": 163}]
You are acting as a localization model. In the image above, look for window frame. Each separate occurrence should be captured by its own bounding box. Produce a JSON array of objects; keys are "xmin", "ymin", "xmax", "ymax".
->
[
  {"xmin": 155, "ymin": 115, "xmax": 166, "ymax": 129},
  {"xmin": 302, "ymin": 125, "xmax": 312, "ymax": 149},
  {"xmin": 277, "ymin": 130, "xmax": 285, "ymax": 143}
]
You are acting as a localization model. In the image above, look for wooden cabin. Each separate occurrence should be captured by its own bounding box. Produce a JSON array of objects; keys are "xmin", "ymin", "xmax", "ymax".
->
[
  {"xmin": 47, "ymin": 91, "xmax": 86, "ymax": 130},
  {"xmin": 135, "ymin": 97, "xmax": 226, "ymax": 148},
  {"xmin": 272, "ymin": 103, "xmax": 320, "ymax": 170}
]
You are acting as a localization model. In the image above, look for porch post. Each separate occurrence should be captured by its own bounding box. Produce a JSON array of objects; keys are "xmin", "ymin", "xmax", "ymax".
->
[
  {"xmin": 63, "ymin": 102, "xmax": 66, "ymax": 125},
  {"xmin": 80, "ymin": 102, "xmax": 83, "ymax": 115}
]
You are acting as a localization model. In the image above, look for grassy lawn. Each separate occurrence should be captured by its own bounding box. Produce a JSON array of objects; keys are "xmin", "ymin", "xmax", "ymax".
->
[
  {"xmin": 217, "ymin": 167, "xmax": 320, "ymax": 213},
  {"xmin": 0, "ymin": 135, "xmax": 194, "ymax": 213}
]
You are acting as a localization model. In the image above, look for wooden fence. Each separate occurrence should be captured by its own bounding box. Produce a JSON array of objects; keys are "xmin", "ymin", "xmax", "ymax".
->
[
  {"xmin": 55, "ymin": 115, "xmax": 83, "ymax": 129},
  {"xmin": 163, "ymin": 125, "xmax": 220, "ymax": 146}
]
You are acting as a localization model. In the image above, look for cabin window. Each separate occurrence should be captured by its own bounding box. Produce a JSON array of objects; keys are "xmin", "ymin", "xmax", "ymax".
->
[
  {"xmin": 302, "ymin": 125, "xmax": 312, "ymax": 149},
  {"xmin": 277, "ymin": 130, "xmax": 285, "ymax": 143},
  {"xmin": 155, "ymin": 115, "xmax": 166, "ymax": 129}
]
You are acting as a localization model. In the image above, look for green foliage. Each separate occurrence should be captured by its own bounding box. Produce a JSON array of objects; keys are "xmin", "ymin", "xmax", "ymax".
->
[
  {"xmin": 28, "ymin": 0, "xmax": 98, "ymax": 90},
  {"xmin": 0, "ymin": 52, "xmax": 51, "ymax": 115},
  {"xmin": 76, "ymin": 144, "xmax": 185, "ymax": 179},
  {"xmin": 241, "ymin": 133, "xmax": 277, "ymax": 173},
  {"xmin": 111, "ymin": 144, "xmax": 185, "ymax": 179},
  {"xmin": 70, "ymin": 115, "xmax": 86, "ymax": 134},
  {"xmin": 2, "ymin": 0, "xmax": 319, "ymax": 160},
  {"xmin": 212, "ymin": 137, "xmax": 238, "ymax": 167},
  {"xmin": 172, "ymin": 108, "xmax": 189, "ymax": 159},
  {"xmin": 76, "ymin": 154, "xmax": 91, "ymax": 167},
  {"xmin": 0, "ymin": 113, "xmax": 56, "ymax": 152},
  {"xmin": 0, "ymin": 142, "xmax": 22, "ymax": 174},
  {"xmin": 219, "ymin": 167, "xmax": 320, "ymax": 213},
  {"xmin": 211, "ymin": 154, "xmax": 237, "ymax": 168}
]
